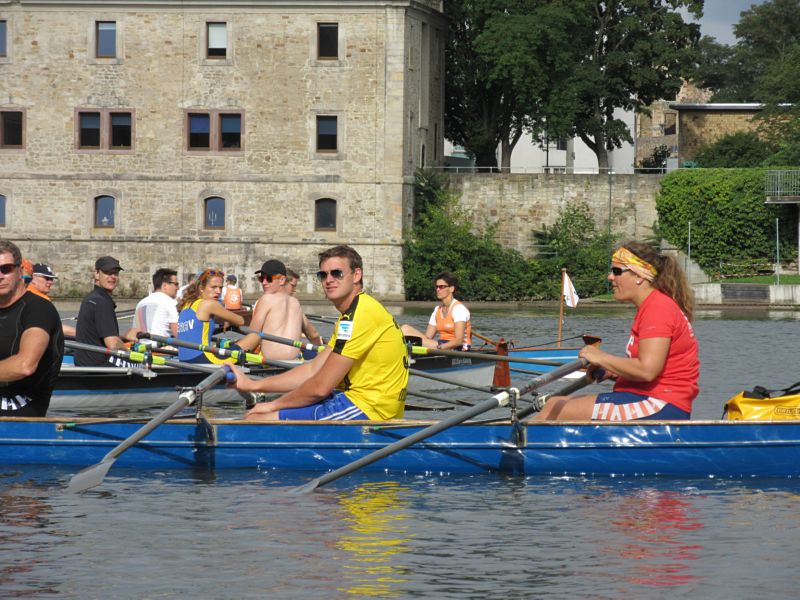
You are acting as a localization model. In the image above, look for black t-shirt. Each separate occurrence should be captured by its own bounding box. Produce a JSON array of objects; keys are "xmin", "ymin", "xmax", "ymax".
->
[
  {"xmin": 74, "ymin": 286, "xmax": 121, "ymax": 367},
  {"xmin": 0, "ymin": 291, "xmax": 65, "ymax": 416}
]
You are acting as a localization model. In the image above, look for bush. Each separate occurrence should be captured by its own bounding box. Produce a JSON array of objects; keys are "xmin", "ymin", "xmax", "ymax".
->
[
  {"xmin": 694, "ymin": 132, "xmax": 776, "ymax": 168},
  {"xmin": 656, "ymin": 168, "xmax": 796, "ymax": 274}
]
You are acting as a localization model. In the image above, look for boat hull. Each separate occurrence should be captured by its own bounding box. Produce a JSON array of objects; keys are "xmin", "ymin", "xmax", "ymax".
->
[{"xmin": 4, "ymin": 418, "xmax": 800, "ymax": 478}]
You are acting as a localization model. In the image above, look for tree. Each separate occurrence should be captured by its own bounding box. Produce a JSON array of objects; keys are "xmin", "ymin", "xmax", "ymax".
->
[
  {"xmin": 694, "ymin": 132, "xmax": 776, "ymax": 168},
  {"xmin": 444, "ymin": 0, "xmax": 590, "ymax": 169},
  {"xmin": 567, "ymin": 0, "xmax": 703, "ymax": 171}
]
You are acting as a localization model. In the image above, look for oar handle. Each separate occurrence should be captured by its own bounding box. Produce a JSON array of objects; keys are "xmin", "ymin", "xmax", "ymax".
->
[{"xmin": 239, "ymin": 326, "xmax": 326, "ymax": 354}]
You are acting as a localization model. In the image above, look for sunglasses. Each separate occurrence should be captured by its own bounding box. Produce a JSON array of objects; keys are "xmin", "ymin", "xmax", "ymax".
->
[
  {"xmin": 434, "ymin": 284, "xmax": 451, "ymax": 290},
  {"xmin": 315, "ymin": 269, "xmax": 347, "ymax": 281},
  {"xmin": 0, "ymin": 262, "xmax": 20, "ymax": 275},
  {"xmin": 610, "ymin": 267, "xmax": 632, "ymax": 276},
  {"xmin": 200, "ymin": 269, "xmax": 224, "ymax": 282},
  {"xmin": 259, "ymin": 273, "xmax": 283, "ymax": 283}
]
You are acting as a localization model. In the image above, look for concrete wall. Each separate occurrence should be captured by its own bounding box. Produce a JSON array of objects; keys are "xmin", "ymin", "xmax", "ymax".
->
[
  {"xmin": 0, "ymin": 1, "xmax": 446, "ymax": 299},
  {"xmin": 448, "ymin": 173, "xmax": 663, "ymax": 258}
]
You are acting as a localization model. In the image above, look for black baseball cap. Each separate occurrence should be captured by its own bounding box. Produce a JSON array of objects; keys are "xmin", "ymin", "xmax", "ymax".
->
[
  {"xmin": 33, "ymin": 264, "xmax": 58, "ymax": 279},
  {"xmin": 255, "ymin": 259, "xmax": 286, "ymax": 277},
  {"xmin": 95, "ymin": 256, "xmax": 123, "ymax": 272}
]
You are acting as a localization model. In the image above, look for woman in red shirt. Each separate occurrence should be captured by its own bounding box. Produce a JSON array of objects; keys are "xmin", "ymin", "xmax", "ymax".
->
[{"xmin": 534, "ymin": 241, "xmax": 699, "ymax": 421}]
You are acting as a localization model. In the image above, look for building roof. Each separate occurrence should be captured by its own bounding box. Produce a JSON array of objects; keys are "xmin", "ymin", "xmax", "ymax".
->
[{"xmin": 668, "ymin": 103, "xmax": 764, "ymax": 111}]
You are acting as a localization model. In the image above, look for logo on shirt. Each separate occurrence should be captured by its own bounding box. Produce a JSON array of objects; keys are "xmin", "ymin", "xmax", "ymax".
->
[{"xmin": 337, "ymin": 320, "xmax": 353, "ymax": 341}]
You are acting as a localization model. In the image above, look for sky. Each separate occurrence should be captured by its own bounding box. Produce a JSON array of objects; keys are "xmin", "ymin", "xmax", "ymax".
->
[{"xmin": 691, "ymin": 0, "xmax": 766, "ymax": 45}]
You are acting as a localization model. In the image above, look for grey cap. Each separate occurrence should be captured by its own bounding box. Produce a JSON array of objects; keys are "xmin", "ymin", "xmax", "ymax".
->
[{"xmin": 95, "ymin": 256, "xmax": 123, "ymax": 271}]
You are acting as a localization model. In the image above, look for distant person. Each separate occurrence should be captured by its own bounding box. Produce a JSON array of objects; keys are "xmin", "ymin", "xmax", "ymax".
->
[
  {"xmin": 131, "ymin": 268, "xmax": 180, "ymax": 341},
  {"xmin": 229, "ymin": 245, "xmax": 409, "ymax": 421},
  {"xmin": 74, "ymin": 256, "xmax": 136, "ymax": 367},
  {"xmin": 20, "ymin": 258, "xmax": 33, "ymax": 285},
  {"xmin": 401, "ymin": 271, "xmax": 472, "ymax": 351},
  {"xmin": 249, "ymin": 260, "xmax": 305, "ymax": 360},
  {"xmin": 286, "ymin": 267, "xmax": 324, "ymax": 348},
  {"xmin": 176, "ymin": 268, "xmax": 260, "ymax": 364},
  {"xmin": 27, "ymin": 263, "xmax": 77, "ymax": 337},
  {"xmin": 0, "ymin": 241, "xmax": 64, "ymax": 416},
  {"xmin": 534, "ymin": 241, "xmax": 699, "ymax": 421},
  {"xmin": 176, "ymin": 272, "xmax": 196, "ymax": 303},
  {"xmin": 221, "ymin": 274, "xmax": 243, "ymax": 310}
]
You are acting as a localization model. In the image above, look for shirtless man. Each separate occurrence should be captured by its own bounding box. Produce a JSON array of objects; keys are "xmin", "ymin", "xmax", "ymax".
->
[
  {"xmin": 286, "ymin": 267, "xmax": 324, "ymax": 347},
  {"xmin": 250, "ymin": 259, "xmax": 304, "ymax": 360}
]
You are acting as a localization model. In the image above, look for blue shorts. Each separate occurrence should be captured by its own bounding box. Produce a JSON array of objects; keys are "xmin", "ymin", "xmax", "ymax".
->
[
  {"xmin": 592, "ymin": 391, "xmax": 690, "ymax": 421},
  {"xmin": 278, "ymin": 390, "xmax": 368, "ymax": 421}
]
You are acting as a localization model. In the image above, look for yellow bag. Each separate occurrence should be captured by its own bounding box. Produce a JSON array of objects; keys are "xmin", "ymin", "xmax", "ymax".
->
[{"xmin": 725, "ymin": 383, "xmax": 800, "ymax": 420}]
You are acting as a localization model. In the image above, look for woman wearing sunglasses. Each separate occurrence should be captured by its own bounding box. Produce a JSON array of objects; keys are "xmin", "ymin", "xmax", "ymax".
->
[
  {"xmin": 534, "ymin": 241, "xmax": 699, "ymax": 421},
  {"xmin": 176, "ymin": 269, "xmax": 257, "ymax": 363},
  {"xmin": 401, "ymin": 271, "xmax": 471, "ymax": 351}
]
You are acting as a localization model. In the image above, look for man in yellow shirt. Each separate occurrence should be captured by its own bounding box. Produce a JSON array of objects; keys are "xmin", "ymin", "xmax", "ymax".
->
[{"xmin": 230, "ymin": 245, "xmax": 409, "ymax": 421}]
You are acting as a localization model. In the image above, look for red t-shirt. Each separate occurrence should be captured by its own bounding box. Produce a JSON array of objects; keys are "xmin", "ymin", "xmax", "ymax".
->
[{"xmin": 613, "ymin": 289, "xmax": 699, "ymax": 413}]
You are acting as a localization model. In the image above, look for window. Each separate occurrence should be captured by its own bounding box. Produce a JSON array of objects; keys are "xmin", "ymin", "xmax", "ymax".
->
[
  {"xmin": 315, "ymin": 198, "xmax": 336, "ymax": 231},
  {"xmin": 0, "ymin": 110, "xmax": 23, "ymax": 148},
  {"xmin": 555, "ymin": 137, "xmax": 568, "ymax": 151},
  {"xmin": 316, "ymin": 116, "xmax": 337, "ymax": 152},
  {"xmin": 77, "ymin": 109, "xmax": 133, "ymax": 151},
  {"xmin": 96, "ymin": 21, "xmax": 116, "ymax": 58},
  {"xmin": 0, "ymin": 194, "xmax": 5, "ymax": 227},
  {"xmin": 0, "ymin": 20, "xmax": 7, "ymax": 58},
  {"xmin": 317, "ymin": 23, "xmax": 338, "ymax": 59},
  {"xmin": 204, "ymin": 196, "xmax": 225, "ymax": 229},
  {"xmin": 207, "ymin": 22, "xmax": 227, "ymax": 58},
  {"xmin": 187, "ymin": 111, "xmax": 242, "ymax": 151},
  {"xmin": 94, "ymin": 195, "xmax": 115, "ymax": 228}
]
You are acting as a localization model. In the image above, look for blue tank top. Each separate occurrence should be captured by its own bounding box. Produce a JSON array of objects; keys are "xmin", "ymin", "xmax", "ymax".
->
[{"xmin": 177, "ymin": 299, "xmax": 227, "ymax": 364}]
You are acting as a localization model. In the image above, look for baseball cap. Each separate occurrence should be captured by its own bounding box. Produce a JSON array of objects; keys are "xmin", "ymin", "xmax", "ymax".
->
[
  {"xmin": 95, "ymin": 256, "xmax": 123, "ymax": 272},
  {"xmin": 226, "ymin": 274, "xmax": 237, "ymax": 283},
  {"xmin": 255, "ymin": 259, "xmax": 287, "ymax": 277},
  {"xmin": 33, "ymin": 263, "xmax": 58, "ymax": 279}
]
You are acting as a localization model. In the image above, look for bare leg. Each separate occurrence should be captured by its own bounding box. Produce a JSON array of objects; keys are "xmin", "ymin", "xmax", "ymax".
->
[
  {"xmin": 245, "ymin": 404, "xmax": 281, "ymax": 421},
  {"xmin": 530, "ymin": 394, "xmax": 598, "ymax": 421}
]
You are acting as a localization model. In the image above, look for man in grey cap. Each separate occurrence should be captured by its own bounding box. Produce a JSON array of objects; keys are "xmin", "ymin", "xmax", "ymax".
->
[
  {"xmin": 74, "ymin": 255, "xmax": 135, "ymax": 367},
  {"xmin": 250, "ymin": 259, "xmax": 304, "ymax": 360}
]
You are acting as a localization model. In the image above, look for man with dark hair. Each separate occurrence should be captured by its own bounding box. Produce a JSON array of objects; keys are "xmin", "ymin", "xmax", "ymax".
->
[
  {"xmin": 74, "ymin": 255, "xmax": 135, "ymax": 367},
  {"xmin": 131, "ymin": 267, "xmax": 180, "ymax": 341},
  {"xmin": 0, "ymin": 240, "xmax": 64, "ymax": 416},
  {"xmin": 230, "ymin": 245, "xmax": 408, "ymax": 421}
]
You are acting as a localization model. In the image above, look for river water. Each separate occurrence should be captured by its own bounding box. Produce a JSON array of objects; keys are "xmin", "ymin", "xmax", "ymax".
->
[{"xmin": 3, "ymin": 306, "xmax": 800, "ymax": 598}]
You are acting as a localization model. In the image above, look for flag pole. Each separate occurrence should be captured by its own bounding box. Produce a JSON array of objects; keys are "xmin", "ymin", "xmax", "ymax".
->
[{"xmin": 558, "ymin": 268, "xmax": 566, "ymax": 348}]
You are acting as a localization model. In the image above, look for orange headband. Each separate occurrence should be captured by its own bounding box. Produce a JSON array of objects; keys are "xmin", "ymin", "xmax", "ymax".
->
[{"xmin": 612, "ymin": 247, "xmax": 657, "ymax": 281}]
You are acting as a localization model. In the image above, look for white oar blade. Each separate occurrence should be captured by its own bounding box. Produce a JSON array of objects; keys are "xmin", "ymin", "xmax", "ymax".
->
[{"xmin": 67, "ymin": 459, "xmax": 115, "ymax": 494}]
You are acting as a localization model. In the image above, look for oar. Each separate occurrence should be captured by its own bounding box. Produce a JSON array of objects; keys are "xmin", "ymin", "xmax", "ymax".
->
[
  {"xmin": 305, "ymin": 314, "xmax": 338, "ymax": 324},
  {"xmin": 409, "ymin": 345, "xmax": 568, "ymax": 367},
  {"xmin": 67, "ymin": 367, "xmax": 230, "ymax": 493},
  {"xmin": 137, "ymin": 333, "xmax": 297, "ymax": 370},
  {"xmin": 516, "ymin": 373, "xmax": 597, "ymax": 420},
  {"xmin": 239, "ymin": 326, "xmax": 326, "ymax": 354},
  {"xmin": 293, "ymin": 356, "xmax": 588, "ymax": 493},
  {"xmin": 409, "ymin": 368, "xmax": 496, "ymax": 394}
]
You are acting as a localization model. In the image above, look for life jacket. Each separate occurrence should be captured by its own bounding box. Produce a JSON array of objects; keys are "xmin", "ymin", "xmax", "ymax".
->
[
  {"xmin": 223, "ymin": 286, "xmax": 242, "ymax": 310},
  {"xmin": 434, "ymin": 299, "xmax": 472, "ymax": 349}
]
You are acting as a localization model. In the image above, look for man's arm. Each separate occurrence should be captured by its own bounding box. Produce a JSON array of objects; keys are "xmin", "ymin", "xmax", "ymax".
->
[
  {"xmin": 301, "ymin": 314, "xmax": 323, "ymax": 345},
  {"xmin": 0, "ymin": 328, "xmax": 50, "ymax": 382},
  {"xmin": 229, "ymin": 347, "xmax": 330, "ymax": 395},
  {"xmin": 258, "ymin": 350, "xmax": 353, "ymax": 411}
]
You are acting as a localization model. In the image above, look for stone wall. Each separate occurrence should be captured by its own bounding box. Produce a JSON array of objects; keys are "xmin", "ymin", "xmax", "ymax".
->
[
  {"xmin": 448, "ymin": 173, "xmax": 663, "ymax": 257},
  {"xmin": 677, "ymin": 109, "xmax": 761, "ymax": 164}
]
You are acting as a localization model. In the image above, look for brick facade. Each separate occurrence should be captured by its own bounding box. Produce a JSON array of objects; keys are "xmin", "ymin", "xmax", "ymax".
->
[{"xmin": 0, "ymin": 1, "xmax": 446, "ymax": 299}]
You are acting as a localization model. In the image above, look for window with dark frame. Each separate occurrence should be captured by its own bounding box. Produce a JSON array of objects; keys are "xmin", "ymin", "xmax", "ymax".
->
[
  {"xmin": 187, "ymin": 111, "xmax": 242, "ymax": 151},
  {"xmin": 96, "ymin": 21, "xmax": 116, "ymax": 58},
  {"xmin": 316, "ymin": 116, "xmax": 337, "ymax": 152},
  {"xmin": 0, "ymin": 194, "xmax": 6, "ymax": 227},
  {"xmin": 317, "ymin": 23, "xmax": 338, "ymax": 59},
  {"xmin": 314, "ymin": 198, "xmax": 336, "ymax": 231},
  {"xmin": 204, "ymin": 196, "xmax": 225, "ymax": 229},
  {"xmin": 207, "ymin": 22, "xmax": 227, "ymax": 58},
  {"xmin": 188, "ymin": 113, "xmax": 211, "ymax": 149},
  {"xmin": 77, "ymin": 110, "xmax": 131, "ymax": 150},
  {"xmin": 0, "ymin": 20, "xmax": 7, "ymax": 58},
  {"xmin": 94, "ymin": 195, "xmax": 115, "ymax": 228},
  {"xmin": 0, "ymin": 111, "xmax": 23, "ymax": 148},
  {"xmin": 110, "ymin": 112, "xmax": 131, "ymax": 148},
  {"xmin": 79, "ymin": 112, "xmax": 101, "ymax": 148},
  {"xmin": 219, "ymin": 113, "xmax": 241, "ymax": 149}
]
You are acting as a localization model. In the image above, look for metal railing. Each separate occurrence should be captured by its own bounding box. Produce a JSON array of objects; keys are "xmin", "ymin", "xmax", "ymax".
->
[{"xmin": 765, "ymin": 170, "xmax": 800, "ymax": 197}]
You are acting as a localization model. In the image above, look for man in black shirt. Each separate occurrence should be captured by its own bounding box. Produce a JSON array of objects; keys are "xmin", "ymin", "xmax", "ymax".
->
[
  {"xmin": 0, "ymin": 240, "xmax": 64, "ymax": 417},
  {"xmin": 74, "ymin": 256, "xmax": 134, "ymax": 367}
]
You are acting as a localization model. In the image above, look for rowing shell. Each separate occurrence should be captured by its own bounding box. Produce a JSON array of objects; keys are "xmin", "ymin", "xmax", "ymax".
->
[{"xmin": 4, "ymin": 417, "xmax": 800, "ymax": 478}]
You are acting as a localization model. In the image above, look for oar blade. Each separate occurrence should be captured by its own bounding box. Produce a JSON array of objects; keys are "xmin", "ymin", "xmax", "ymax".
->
[
  {"xmin": 291, "ymin": 478, "xmax": 322, "ymax": 495},
  {"xmin": 67, "ymin": 459, "xmax": 116, "ymax": 494}
]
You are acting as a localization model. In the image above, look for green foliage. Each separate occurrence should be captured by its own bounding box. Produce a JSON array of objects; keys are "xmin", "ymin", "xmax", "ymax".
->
[
  {"xmin": 694, "ymin": 132, "xmax": 776, "ymax": 168},
  {"xmin": 533, "ymin": 201, "xmax": 616, "ymax": 298},
  {"xmin": 656, "ymin": 168, "xmax": 797, "ymax": 275},
  {"xmin": 638, "ymin": 145, "xmax": 671, "ymax": 170}
]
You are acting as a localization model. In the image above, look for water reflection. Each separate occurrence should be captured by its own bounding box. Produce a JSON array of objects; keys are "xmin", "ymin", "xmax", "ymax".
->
[{"xmin": 334, "ymin": 481, "xmax": 413, "ymax": 597}]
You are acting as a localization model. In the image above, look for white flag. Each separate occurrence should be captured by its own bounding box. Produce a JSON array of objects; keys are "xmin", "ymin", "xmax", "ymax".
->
[{"xmin": 563, "ymin": 273, "xmax": 579, "ymax": 308}]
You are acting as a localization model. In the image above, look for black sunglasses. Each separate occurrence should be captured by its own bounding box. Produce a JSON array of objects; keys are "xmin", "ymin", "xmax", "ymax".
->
[
  {"xmin": 259, "ymin": 273, "xmax": 283, "ymax": 283},
  {"xmin": 610, "ymin": 267, "xmax": 632, "ymax": 276},
  {"xmin": 0, "ymin": 262, "xmax": 20, "ymax": 275},
  {"xmin": 315, "ymin": 269, "xmax": 347, "ymax": 281}
]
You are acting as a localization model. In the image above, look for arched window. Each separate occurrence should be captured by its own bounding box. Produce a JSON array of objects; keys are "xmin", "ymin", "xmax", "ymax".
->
[
  {"xmin": 204, "ymin": 196, "xmax": 225, "ymax": 229},
  {"xmin": 0, "ymin": 194, "xmax": 6, "ymax": 227},
  {"xmin": 94, "ymin": 195, "xmax": 115, "ymax": 228},
  {"xmin": 315, "ymin": 198, "xmax": 336, "ymax": 231}
]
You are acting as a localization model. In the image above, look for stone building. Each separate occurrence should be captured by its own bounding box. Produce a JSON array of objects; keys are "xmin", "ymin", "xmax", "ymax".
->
[{"xmin": 0, "ymin": 0, "xmax": 445, "ymax": 299}]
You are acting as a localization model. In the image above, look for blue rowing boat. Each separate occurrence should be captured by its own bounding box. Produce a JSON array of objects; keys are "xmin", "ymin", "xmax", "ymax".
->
[{"xmin": 4, "ymin": 417, "xmax": 799, "ymax": 478}]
